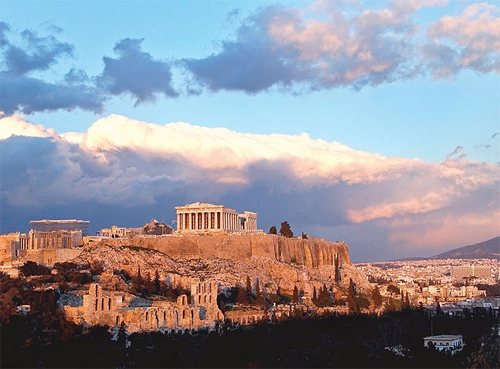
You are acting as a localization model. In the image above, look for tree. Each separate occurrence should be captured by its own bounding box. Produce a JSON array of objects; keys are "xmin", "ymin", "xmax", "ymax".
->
[
  {"xmin": 255, "ymin": 279, "xmax": 261, "ymax": 298},
  {"xmin": 404, "ymin": 292, "xmax": 411, "ymax": 310},
  {"xmin": 132, "ymin": 267, "xmax": 143, "ymax": 293},
  {"xmin": 154, "ymin": 270, "xmax": 161, "ymax": 295},
  {"xmin": 347, "ymin": 278, "xmax": 359, "ymax": 314},
  {"xmin": 20, "ymin": 261, "xmax": 50, "ymax": 277},
  {"xmin": 334, "ymin": 254, "xmax": 340, "ymax": 284},
  {"xmin": 269, "ymin": 225, "xmax": 277, "ymax": 234},
  {"xmin": 292, "ymin": 286, "xmax": 299, "ymax": 303},
  {"xmin": 236, "ymin": 287, "xmax": 249, "ymax": 305},
  {"xmin": 387, "ymin": 284, "xmax": 400, "ymax": 295},
  {"xmin": 371, "ymin": 285, "xmax": 383, "ymax": 309},
  {"xmin": 312, "ymin": 286, "xmax": 317, "ymax": 303},
  {"xmin": 279, "ymin": 221, "xmax": 293, "ymax": 238},
  {"xmin": 245, "ymin": 276, "xmax": 252, "ymax": 295}
]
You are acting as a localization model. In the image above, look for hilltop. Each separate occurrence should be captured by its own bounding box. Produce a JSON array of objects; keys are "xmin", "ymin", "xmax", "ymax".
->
[
  {"xmin": 431, "ymin": 236, "xmax": 500, "ymax": 260},
  {"xmin": 75, "ymin": 233, "xmax": 370, "ymax": 296}
]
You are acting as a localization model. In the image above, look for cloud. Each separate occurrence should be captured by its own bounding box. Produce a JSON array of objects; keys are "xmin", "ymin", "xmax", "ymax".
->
[
  {"xmin": 2, "ymin": 2, "xmax": 499, "ymax": 115},
  {"xmin": 1, "ymin": 23, "xmax": 73, "ymax": 75},
  {"xmin": 183, "ymin": 1, "xmax": 499, "ymax": 93},
  {"xmin": 0, "ymin": 23, "xmax": 103, "ymax": 115},
  {"xmin": 424, "ymin": 2, "xmax": 500, "ymax": 77},
  {"xmin": 97, "ymin": 38, "xmax": 178, "ymax": 104},
  {"xmin": 1, "ymin": 114, "xmax": 498, "ymax": 261},
  {"xmin": 183, "ymin": 3, "xmax": 420, "ymax": 93}
]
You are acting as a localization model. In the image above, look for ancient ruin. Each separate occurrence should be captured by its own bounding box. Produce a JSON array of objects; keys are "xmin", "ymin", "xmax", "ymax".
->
[
  {"xmin": 175, "ymin": 202, "xmax": 258, "ymax": 233},
  {"xmin": 62, "ymin": 281, "xmax": 223, "ymax": 333}
]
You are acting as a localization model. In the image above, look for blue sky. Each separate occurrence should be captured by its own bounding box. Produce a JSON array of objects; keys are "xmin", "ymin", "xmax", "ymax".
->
[{"xmin": 1, "ymin": 0, "xmax": 499, "ymax": 261}]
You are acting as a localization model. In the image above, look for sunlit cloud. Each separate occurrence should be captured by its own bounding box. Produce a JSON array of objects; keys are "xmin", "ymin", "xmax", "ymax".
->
[{"xmin": 1, "ymin": 115, "xmax": 498, "ymax": 260}]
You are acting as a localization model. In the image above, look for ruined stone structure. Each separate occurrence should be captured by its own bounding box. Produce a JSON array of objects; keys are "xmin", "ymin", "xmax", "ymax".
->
[
  {"xmin": 27, "ymin": 229, "xmax": 83, "ymax": 250},
  {"xmin": 97, "ymin": 226, "xmax": 141, "ymax": 238},
  {"xmin": 142, "ymin": 219, "xmax": 173, "ymax": 235},
  {"xmin": 62, "ymin": 281, "xmax": 223, "ymax": 333},
  {"xmin": 175, "ymin": 202, "xmax": 258, "ymax": 233},
  {"xmin": 0, "ymin": 233, "xmax": 28, "ymax": 264},
  {"xmin": 29, "ymin": 219, "xmax": 90, "ymax": 236}
]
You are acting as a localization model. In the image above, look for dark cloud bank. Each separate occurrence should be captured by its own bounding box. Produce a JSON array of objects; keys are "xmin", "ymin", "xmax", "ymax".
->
[{"xmin": 1, "ymin": 2, "xmax": 499, "ymax": 115}]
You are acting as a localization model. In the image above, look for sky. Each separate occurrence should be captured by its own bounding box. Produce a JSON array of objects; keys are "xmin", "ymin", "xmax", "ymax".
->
[{"xmin": 0, "ymin": 0, "xmax": 499, "ymax": 262}]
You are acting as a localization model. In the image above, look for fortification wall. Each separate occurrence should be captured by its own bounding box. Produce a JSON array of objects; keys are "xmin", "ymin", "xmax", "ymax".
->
[{"xmin": 87, "ymin": 234, "xmax": 351, "ymax": 268}]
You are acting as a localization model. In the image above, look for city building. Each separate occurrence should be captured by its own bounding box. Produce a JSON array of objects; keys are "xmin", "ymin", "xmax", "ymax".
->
[
  {"xmin": 452, "ymin": 265, "xmax": 492, "ymax": 279},
  {"xmin": 175, "ymin": 202, "xmax": 257, "ymax": 233},
  {"xmin": 29, "ymin": 219, "xmax": 90, "ymax": 236},
  {"xmin": 423, "ymin": 335, "xmax": 464, "ymax": 355}
]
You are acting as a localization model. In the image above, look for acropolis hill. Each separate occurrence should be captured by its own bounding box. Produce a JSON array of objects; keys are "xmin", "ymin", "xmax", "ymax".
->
[
  {"xmin": 94, "ymin": 233, "xmax": 352, "ymax": 269},
  {"xmin": 1, "ymin": 202, "xmax": 370, "ymax": 298},
  {"xmin": 80, "ymin": 233, "xmax": 369, "ymax": 297}
]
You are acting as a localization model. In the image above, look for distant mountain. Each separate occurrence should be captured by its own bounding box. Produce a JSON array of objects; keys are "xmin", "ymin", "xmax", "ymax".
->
[{"xmin": 431, "ymin": 236, "xmax": 500, "ymax": 260}]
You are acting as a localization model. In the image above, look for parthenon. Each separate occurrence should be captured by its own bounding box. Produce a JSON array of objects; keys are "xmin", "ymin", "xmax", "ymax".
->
[{"xmin": 175, "ymin": 202, "xmax": 257, "ymax": 233}]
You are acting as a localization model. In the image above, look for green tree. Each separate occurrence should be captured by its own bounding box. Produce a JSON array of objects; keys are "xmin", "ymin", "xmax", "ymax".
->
[
  {"xmin": 20, "ymin": 261, "xmax": 51, "ymax": 276},
  {"xmin": 279, "ymin": 221, "xmax": 293, "ymax": 238},
  {"xmin": 269, "ymin": 225, "xmax": 277, "ymax": 234},
  {"xmin": 132, "ymin": 267, "xmax": 143, "ymax": 293},
  {"xmin": 255, "ymin": 279, "xmax": 261, "ymax": 298},
  {"xmin": 154, "ymin": 270, "xmax": 161, "ymax": 295},
  {"xmin": 347, "ymin": 278, "xmax": 359, "ymax": 314},
  {"xmin": 236, "ymin": 287, "xmax": 249, "ymax": 304},
  {"xmin": 292, "ymin": 286, "xmax": 299, "ymax": 303},
  {"xmin": 387, "ymin": 284, "xmax": 400, "ymax": 295},
  {"xmin": 334, "ymin": 254, "xmax": 340, "ymax": 284},
  {"xmin": 245, "ymin": 276, "xmax": 252, "ymax": 295},
  {"xmin": 371, "ymin": 285, "xmax": 383, "ymax": 309}
]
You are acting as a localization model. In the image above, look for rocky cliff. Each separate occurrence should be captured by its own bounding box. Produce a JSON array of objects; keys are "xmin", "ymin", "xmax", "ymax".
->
[
  {"xmin": 86, "ymin": 234, "xmax": 351, "ymax": 269},
  {"xmin": 77, "ymin": 234, "xmax": 369, "ymax": 296}
]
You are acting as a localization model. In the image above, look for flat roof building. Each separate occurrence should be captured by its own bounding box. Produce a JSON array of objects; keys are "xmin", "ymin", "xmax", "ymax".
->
[
  {"xmin": 29, "ymin": 219, "xmax": 90, "ymax": 236},
  {"xmin": 423, "ymin": 335, "xmax": 464, "ymax": 355}
]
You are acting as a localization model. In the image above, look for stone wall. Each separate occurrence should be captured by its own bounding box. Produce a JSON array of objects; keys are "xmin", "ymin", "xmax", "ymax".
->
[
  {"xmin": 62, "ymin": 281, "xmax": 223, "ymax": 333},
  {"xmin": 18, "ymin": 248, "xmax": 83, "ymax": 267},
  {"xmin": 0, "ymin": 233, "xmax": 18, "ymax": 264},
  {"xmin": 86, "ymin": 234, "xmax": 351, "ymax": 268}
]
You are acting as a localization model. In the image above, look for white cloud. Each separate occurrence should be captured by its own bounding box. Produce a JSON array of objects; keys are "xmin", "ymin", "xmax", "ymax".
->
[{"xmin": 1, "ymin": 115, "xmax": 498, "ymax": 260}]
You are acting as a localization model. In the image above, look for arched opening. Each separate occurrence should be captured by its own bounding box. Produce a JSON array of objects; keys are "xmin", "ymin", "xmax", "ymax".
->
[
  {"xmin": 182, "ymin": 310, "xmax": 186, "ymax": 319},
  {"xmin": 115, "ymin": 316, "xmax": 119, "ymax": 325},
  {"xmin": 145, "ymin": 312, "xmax": 149, "ymax": 321},
  {"xmin": 108, "ymin": 298, "xmax": 111, "ymax": 310}
]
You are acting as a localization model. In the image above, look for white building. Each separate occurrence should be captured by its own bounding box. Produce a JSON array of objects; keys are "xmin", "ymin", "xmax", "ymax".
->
[
  {"xmin": 423, "ymin": 335, "xmax": 464, "ymax": 355},
  {"xmin": 175, "ymin": 202, "xmax": 258, "ymax": 233}
]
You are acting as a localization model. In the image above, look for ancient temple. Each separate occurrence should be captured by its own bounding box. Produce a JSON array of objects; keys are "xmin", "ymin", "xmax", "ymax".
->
[{"xmin": 175, "ymin": 202, "xmax": 257, "ymax": 233}]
